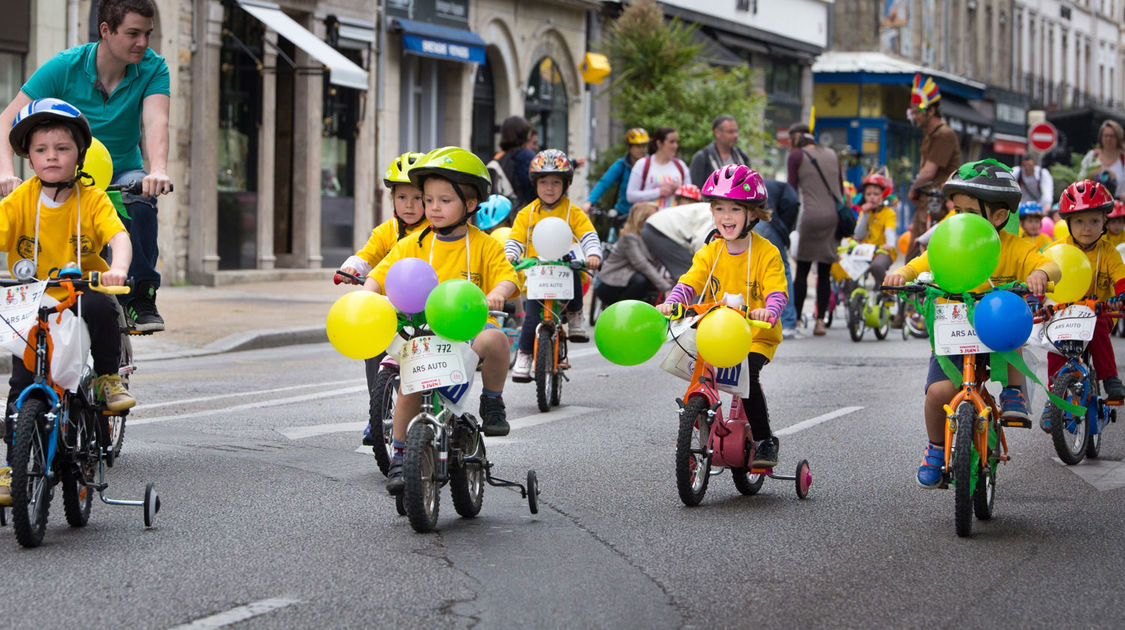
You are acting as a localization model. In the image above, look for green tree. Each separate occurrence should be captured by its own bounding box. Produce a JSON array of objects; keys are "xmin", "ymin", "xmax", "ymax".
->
[
  {"xmin": 1048, "ymin": 153, "xmax": 1085, "ymax": 204},
  {"xmin": 589, "ymin": 0, "xmax": 770, "ymax": 192}
]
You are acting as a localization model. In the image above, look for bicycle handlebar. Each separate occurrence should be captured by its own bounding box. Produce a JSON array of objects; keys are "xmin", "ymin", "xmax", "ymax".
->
[
  {"xmin": 511, "ymin": 258, "xmax": 587, "ymax": 272},
  {"xmin": 664, "ymin": 302, "xmax": 774, "ymax": 328},
  {"xmin": 880, "ymin": 281, "xmax": 1052, "ymax": 299},
  {"xmin": 105, "ymin": 180, "xmax": 174, "ymax": 196},
  {"xmin": 0, "ymin": 273, "xmax": 132, "ymax": 295},
  {"xmin": 333, "ymin": 269, "xmax": 364, "ymax": 285}
]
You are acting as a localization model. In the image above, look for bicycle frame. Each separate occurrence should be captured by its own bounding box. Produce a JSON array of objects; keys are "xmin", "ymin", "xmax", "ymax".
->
[
  {"xmin": 532, "ymin": 297, "xmax": 567, "ymax": 374},
  {"xmin": 942, "ymin": 354, "xmax": 1008, "ymax": 473}
]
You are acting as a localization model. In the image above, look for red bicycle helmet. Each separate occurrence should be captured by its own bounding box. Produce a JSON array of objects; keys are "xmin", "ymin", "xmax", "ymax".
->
[
  {"xmin": 1109, "ymin": 199, "xmax": 1125, "ymax": 219},
  {"xmin": 1058, "ymin": 180, "xmax": 1115, "ymax": 216},
  {"xmin": 675, "ymin": 184, "xmax": 701, "ymax": 201},
  {"xmin": 861, "ymin": 170, "xmax": 894, "ymax": 200}
]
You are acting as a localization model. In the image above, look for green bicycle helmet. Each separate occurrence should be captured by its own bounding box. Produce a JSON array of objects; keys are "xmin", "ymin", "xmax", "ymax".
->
[
  {"xmin": 383, "ymin": 151, "xmax": 424, "ymax": 189},
  {"xmin": 408, "ymin": 146, "xmax": 492, "ymax": 202},
  {"xmin": 942, "ymin": 159, "xmax": 1022, "ymax": 214}
]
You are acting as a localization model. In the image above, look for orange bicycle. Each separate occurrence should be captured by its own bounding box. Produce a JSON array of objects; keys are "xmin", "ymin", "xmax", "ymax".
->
[{"xmin": 513, "ymin": 258, "xmax": 586, "ymax": 412}]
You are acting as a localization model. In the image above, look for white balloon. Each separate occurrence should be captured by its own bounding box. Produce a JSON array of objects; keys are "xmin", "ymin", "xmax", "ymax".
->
[{"xmin": 532, "ymin": 216, "xmax": 573, "ymax": 261}]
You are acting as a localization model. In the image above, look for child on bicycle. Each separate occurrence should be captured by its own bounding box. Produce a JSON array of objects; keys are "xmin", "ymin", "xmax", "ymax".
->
[
  {"xmin": 366, "ymin": 146, "xmax": 519, "ymax": 493},
  {"xmin": 1046, "ymin": 180, "xmax": 1125, "ymax": 410},
  {"xmin": 337, "ymin": 152, "xmax": 429, "ymax": 446},
  {"xmin": 1017, "ymin": 201, "xmax": 1051, "ymax": 252},
  {"xmin": 656, "ymin": 165, "xmax": 788, "ymax": 467},
  {"xmin": 505, "ymin": 149, "xmax": 602, "ymax": 381},
  {"xmin": 884, "ymin": 160, "xmax": 1060, "ymax": 488},
  {"xmin": 853, "ymin": 168, "xmax": 897, "ymax": 287},
  {"xmin": 1103, "ymin": 200, "xmax": 1125, "ymax": 249}
]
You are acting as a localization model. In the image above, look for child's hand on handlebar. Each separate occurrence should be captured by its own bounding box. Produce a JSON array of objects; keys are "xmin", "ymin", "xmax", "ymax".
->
[
  {"xmin": 337, "ymin": 266, "xmax": 362, "ymax": 284},
  {"xmin": 657, "ymin": 303, "xmax": 678, "ymax": 317},
  {"xmin": 747, "ymin": 308, "xmax": 771, "ymax": 323},
  {"xmin": 1025, "ymin": 269, "xmax": 1049, "ymax": 296},
  {"xmin": 485, "ymin": 290, "xmax": 507, "ymax": 312},
  {"xmin": 100, "ymin": 268, "xmax": 128, "ymax": 287},
  {"xmin": 586, "ymin": 255, "xmax": 601, "ymax": 270},
  {"xmin": 884, "ymin": 273, "xmax": 906, "ymax": 287}
]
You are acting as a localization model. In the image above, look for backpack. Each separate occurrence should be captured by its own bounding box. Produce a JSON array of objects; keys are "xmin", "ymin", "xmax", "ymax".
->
[
  {"xmin": 487, "ymin": 155, "xmax": 518, "ymax": 206},
  {"xmin": 638, "ymin": 156, "xmax": 686, "ymax": 190}
]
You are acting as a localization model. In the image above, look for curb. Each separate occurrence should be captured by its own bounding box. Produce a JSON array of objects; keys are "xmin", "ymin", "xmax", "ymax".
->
[{"xmin": 0, "ymin": 326, "xmax": 329, "ymax": 373}]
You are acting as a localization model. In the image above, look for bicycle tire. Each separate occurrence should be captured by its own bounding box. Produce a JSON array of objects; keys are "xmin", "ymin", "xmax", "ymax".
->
[
  {"xmin": 973, "ymin": 421, "xmax": 996, "ymax": 521},
  {"xmin": 449, "ymin": 423, "xmax": 484, "ymax": 518},
  {"xmin": 1087, "ymin": 428, "xmax": 1103, "ymax": 459},
  {"xmin": 11, "ymin": 398, "xmax": 52, "ymax": 548},
  {"xmin": 550, "ymin": 335, "xmax": 565, "ymax": 407},
  {"xmin": 675, "ymin": 397, "xmax": 711, "ymax": 506},
  {"xmin": 873, "ymin": 299, "xmax": 891, "ymax": 340},
  {"xmin": 1046, "ymin": 372, "xmax": 1088, "ymax": 465},
  {"xmin": 847, "ymin": 295, "xmax": 866, "ymax": 342},
  {"xmin": 731, "ymin": 468, "xmax": 765, "ymax": 495},
  {"xmin": 369, "ymin": 367, "xmax": 399, "ymax": 476},
  {"xmin": 403, "ymin": 422, "xmax": 440, "ymax": 533},
  {"xmin": 535, "ymin": 328, "xmax": 552, "ymax": 413},
  {"xmin": 953, "ymin": 402, "xmax": 976, "ymax": 538},
  {"xmin": 62, "ymin": 412, "xmax": 95, "ymax": 528}
]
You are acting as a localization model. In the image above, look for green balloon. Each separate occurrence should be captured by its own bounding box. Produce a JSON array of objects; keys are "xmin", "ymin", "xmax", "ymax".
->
[
  {"xmin": 928, "ymin": 213, "xmax": 1001, "ymax": 293},
  {"xmin": 424, "ymin": 279, "xmax": 488, "ymax": 342},
  {"xmin": 594, "ymin": 300, "xmax": 667, "ymax": 366}
]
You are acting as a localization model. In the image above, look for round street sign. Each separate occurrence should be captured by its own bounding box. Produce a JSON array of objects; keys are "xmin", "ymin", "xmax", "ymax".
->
[{"xmin": 1028, "ymin": 121, "xmax": 1058, "ymax": 153}]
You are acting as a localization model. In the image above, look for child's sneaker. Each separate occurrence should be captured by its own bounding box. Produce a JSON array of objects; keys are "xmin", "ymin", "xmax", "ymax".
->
[
  {"xmin": 751, "ymin": 437, "xmax": 779, "ymax": 467},
  {"xmin": 566, "ymin": 311, "xmax": 589, "ymax": 342},
  {"xmin": 385, "ymin": 459, "xmax": 404, "ymax": 495},
  {"xmin": 512, "ymin": 352, "xmax": 533, "ymax": 383},
  {"xmin": 93, "ymin": 375, "xmax": 136, "ymax": 412},
  {"xmin": 479, "ymin": 394, "xmax": 510, "ymax": 436},
  {"xmin": 916, "ymin": 441, "xmax": 945, "ymax": 488},
  {"xmin": 0, "ymin": 466, "xmax": 11, "ymax": 507},
  {"xmin": 1104, "ymin": 376, "xmax": 1125, "ymax": 401},
  {"xmin": 999, "ymin": 387, "xmax": 1029, "ymax": 420}
]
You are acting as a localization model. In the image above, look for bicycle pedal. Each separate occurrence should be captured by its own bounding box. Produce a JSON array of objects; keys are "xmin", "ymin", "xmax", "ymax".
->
[
  {"xmin": 1000, "ymin": 418, "xmax": 1032, "ymax": 429},
  {"xmin": 126, "ymin": 329, "xmax": 156, "ymax": 336},
  {"xmin": 1106, "ymin": 399, "xmax": 1123, "ymax": 407}
]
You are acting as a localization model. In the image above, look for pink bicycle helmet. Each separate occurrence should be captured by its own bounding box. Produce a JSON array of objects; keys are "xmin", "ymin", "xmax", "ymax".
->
[{"xmin": 702, "ymin": 164, "xmax": 767, "ymax": 203}]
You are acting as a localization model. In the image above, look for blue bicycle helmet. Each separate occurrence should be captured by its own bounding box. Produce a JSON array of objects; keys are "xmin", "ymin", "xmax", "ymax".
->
[
  {"xmin": 1018, "ymin": 200, "xmax": 1044, "ymax": 217},
  {"xmin": 475, "ymin": 194, "xmax": 514, "ymax": 231}
]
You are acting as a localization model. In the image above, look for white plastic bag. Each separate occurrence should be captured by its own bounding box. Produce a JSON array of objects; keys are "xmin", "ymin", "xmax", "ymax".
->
[{"xmin": 48, "ymin": 305, "xmax": 90, "ymax": 393}]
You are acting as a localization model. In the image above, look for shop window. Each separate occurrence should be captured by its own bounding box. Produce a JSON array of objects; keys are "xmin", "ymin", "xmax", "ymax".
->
[
  {"xmin": 470, "ymin": 61, "xmax": 496, "ymax": 163},
  {"xmin": 525, "ymin": 57, "xmax": 568, "ymax": 153},
  {"xmin": 320, "ymin": 47, "xmax": 362, "ymax": 267},
  {"xmin": 217, "ymin": 5, "xmax": 264, "ymax": 270},
  {"xmin": 400, "ymin": 54, "xmax": 443, "ymax": 153}
]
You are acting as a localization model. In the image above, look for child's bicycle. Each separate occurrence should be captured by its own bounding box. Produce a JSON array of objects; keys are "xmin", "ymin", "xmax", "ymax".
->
[
  {"xmin": 1035, "ymin": 298, "xmax": 1124, "ymax": 464},
  {"xmin": 662, "ymin": 302, "xmax": 811, "ymax": 506},
  {"xmin": 513, "ymin": 257, "xmax": 587, "ymax": 412},
  {"xmin": 390, "ymin": 310, "xmax": 538, "ymax": 533},
  {"xmin": 837, "ymin": 241, "xmax": 893, "ymax": 342},
  {"xmin": 1, "ymin": 270, "xmax": 160, "ymax": 547},
  {"xmin": 883, "ymin": 279, "xmax": 1039, "ymax": 537}
]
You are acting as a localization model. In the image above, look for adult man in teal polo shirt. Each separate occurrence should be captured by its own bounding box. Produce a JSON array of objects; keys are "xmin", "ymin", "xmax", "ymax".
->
[{"xmin": 0, "ymin": 0, "xmax": 172, "ymax": 332}]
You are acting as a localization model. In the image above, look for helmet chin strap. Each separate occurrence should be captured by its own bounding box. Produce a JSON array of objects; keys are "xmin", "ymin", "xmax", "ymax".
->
[{"xmin": 39, "ymin": 167, "xmax": 89, "ymax": 202}]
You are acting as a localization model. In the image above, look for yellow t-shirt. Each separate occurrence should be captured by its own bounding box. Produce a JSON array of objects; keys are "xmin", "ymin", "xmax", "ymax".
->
[
  {"xmin": 1053, "ymin": 219, "xmax": 1070, "ymax": 243},
  {"xmin": 1102, "ymin": 230, "xmax": 1125, "ymax": 250},
  {"xmin": 677, "ymin": 233, "xmax": 787, "ymax": 360},
  {"xmin": 858, "ymin": 206, "xmax": 898, "ymax": 261},
  {"xmin": 1057, "ymin": 236, "xmax": 1125, "ymax": 300},
  {"xmin": 0, "ymin": 178, "xmax": 126, "ymax": 299},
  {"xmin": 507, "ymin": 196, "xmax": 598, "ymax": 259},
  {"xmin": 1020, "ymin": 233, "xmax": 1052, "ymax": 252},
  {"xmin": 355, "ymin": 217, "xmax": 430, "ymax": 267},
  {"xmin": 372, "ymin": 226, "xmax": 519, "ymax": 324},
  {"xmin": 898, "ymin": 229, "xmax": 1061, "ymax": 292}
]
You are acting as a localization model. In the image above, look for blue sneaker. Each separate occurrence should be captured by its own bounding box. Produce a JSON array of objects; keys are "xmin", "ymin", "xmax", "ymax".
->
[
  {"xmin": 916, "ymin": 442, "xmax": 945, "ymax": 489},
  {"xmin": 999, "ymin": 387, "xmax": 1030, "ymax": 420},
  {"xmin": 1040, "ymin": 413, "xmax": 1052, "ymax": 433}
]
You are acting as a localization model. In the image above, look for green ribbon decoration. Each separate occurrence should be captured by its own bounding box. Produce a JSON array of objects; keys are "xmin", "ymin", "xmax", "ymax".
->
[{"xmin": 908, "ymin": 281, "xmax": 1087, "ymax": 417}]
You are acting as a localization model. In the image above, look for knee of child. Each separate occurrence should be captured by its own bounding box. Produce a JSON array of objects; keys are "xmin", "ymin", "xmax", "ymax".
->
[
  {"xmin": 473, "ymin": 328, "xmax": 507, "ymax": 353},
  {"xmin": 925, "ymin": 380, "xmax": 955, "ymax": 406}
]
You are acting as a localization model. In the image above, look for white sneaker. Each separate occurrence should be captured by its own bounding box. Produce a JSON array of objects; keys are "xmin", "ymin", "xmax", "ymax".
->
[
  {"xmin": 512, "ymin": 352, "xmax": 533, "ymax": 383},
  {"xmin": 566, "ymin": 311, "xmax": 589, "ymax": 342}
]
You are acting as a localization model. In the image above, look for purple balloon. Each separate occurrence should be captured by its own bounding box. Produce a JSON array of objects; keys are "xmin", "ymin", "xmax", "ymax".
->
[{"xmin": 385, "ymin": 258, "xmax": 438, "ymax": 313}]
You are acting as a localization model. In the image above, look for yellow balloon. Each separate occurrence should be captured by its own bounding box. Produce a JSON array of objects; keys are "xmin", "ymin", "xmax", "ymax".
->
[
  {"xmin": 83, "ymin": 137, "xmax": 114, "ymax": 191},
  {"xmin": 1044, "ymin": 243, "xmax": 1093, "ymax": 303},
  {"xmin": 490, "ymin": 226, "xmax": 512, "ymax": 245},
  {"xmin": 695, "ymin": 307, "xmax": 754, "ymax": 368},
  {"xmin": 326, "ymin": 291, "xmax": 398, "ymax": 359}
]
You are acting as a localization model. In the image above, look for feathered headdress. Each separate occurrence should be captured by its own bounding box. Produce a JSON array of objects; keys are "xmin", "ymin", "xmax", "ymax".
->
[{"xmin": 910, "ymin": 73, "xmax": 940, "ymax": 110}]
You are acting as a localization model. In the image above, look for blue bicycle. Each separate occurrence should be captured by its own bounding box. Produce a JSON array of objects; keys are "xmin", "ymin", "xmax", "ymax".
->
[{"xmin": 1038, "ymin": 299, "xmax": 1123, "ymax": 465}]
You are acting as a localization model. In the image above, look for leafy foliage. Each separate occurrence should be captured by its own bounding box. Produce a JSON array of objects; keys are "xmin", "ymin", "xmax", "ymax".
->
[
  {"xmin": 589, "ymin": 0, "xmax": 770, "ymax": 188},
  {"xmin": 1048, "ymin": 153, "xmax": 1085, "ymax": 204}
]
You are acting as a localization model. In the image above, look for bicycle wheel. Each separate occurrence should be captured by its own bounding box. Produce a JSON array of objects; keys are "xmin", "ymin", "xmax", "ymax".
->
[
  {"xmin": 450, "ymin": 420, "xmax": 484, "ymax": 518},
  {"xmin": 1045, "ymin": 372, "xmax": 1088, "ymax": 465},
  {"xmin": 731, "ymin": 468, "xmax": 765, "ymax": 495},
  {"xmin": 369, "ymin": 367, "xmax": 399, "ymax": 476},
  {"xmin": 62, "ymin": 415, "xmax": 95, "ymax": 528},
  {"xmin": 549, "ymin": 336, "xmax": 565, "ymax": 407},
  {"xmin": 403, "ymin": 422, "xmax": 440, "ymax": 533},
  {"xmin": 11, "ymin": 399, "xmax": 52, "ymax": 548},
  {"xmin": 873, "ymin": 299, "xmax": 891, "ymax": 340},
  {"xmin": 1087, "ymin": 422, "xmax": 1104, "ymax": 459},
  {"xmin": 535, "ymin": 328, "xmax": 552, "ymax": 413},
  {"xmin": 953, "ymin": 402, "xmax": 977, "ymax": 538},
  {"xmin": 846, "ymin": 294, "xmax": 866, "ymax": 342},
  {"xmin": 675, "ymin": 397, "xmax": 712, "ymax": 506},
  {"xmin": 973, "ymin": 422, "xmax": 997, "ymax": 520}
]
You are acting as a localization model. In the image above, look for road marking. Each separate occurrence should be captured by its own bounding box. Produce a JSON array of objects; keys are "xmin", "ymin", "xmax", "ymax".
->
[
  {"xmin": 169, "ymin": 598, "xmax": 300, "ymax": 630},
  {"xmin": 1056, "ymin": 457, "xmax": 1125, "ymax": 491},
  {"xmin": 775, "ymin": 406, "xmax": 863, "ymax": 437},
  {"xmin": 281, "ymin": 421, "xmax": 366, "ymax": 440},
  {"xmin": 135, "ymin": 380, "xmax": 365, "ymax": 412},
  {"xmin": 130, "ymin": 386, "xmax": 367, "ymax": 426}
]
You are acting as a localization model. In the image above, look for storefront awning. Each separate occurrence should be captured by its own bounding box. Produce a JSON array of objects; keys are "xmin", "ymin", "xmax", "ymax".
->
[
  {"xmin": 392, "ymin": 19, "xmax": 486, "ymax": 65},
  {"xmin": 237, "ymin": 0, "xmax": 368, "ymax": 90},
  {"xmin": 813, "ymin": 51, "xmax": 985, "ymax": 100}
]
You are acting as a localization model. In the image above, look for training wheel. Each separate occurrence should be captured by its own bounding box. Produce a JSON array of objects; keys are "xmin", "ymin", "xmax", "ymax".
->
[
  {"xmin": 526, "ymin": 470, "xmax": 539, "ymax": 515},
  {"xmin": 795, "ymin": 460, "xmax": 811, "ymax": 499},
  {"xmin": 395, "ymin": 493, "xmax": 406, "ymax": 516},
  {"xmin": 143, "ymin": 483, "xmax": 161, "ymax": 527}
]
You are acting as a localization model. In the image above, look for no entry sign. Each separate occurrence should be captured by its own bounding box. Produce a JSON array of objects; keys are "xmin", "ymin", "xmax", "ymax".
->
[{"xmin": 1028, "ymin": 121, "xmax": 1058, "ymax": 153}]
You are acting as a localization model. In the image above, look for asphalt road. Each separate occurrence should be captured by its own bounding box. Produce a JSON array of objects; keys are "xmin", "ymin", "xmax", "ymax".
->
[{"xmin": 5, "ymin": 321, "xmax": 1125, "ymax": 629}]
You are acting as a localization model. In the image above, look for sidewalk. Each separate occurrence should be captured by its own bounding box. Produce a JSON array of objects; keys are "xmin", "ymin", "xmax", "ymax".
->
[{"xmin": 128, "ymin": 279, "xmax": 342, "ymax": 361}]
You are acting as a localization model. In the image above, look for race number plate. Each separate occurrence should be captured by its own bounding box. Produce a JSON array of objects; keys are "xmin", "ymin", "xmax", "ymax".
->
[
  {"xmin": 0, "ymin": 280, "xmax": 47, "ymax": 353},
  {"xmin": 525, "ymin": 265, "xmax": 574, "ymax": 300},
  {"xmin": 397, "ymin": 335, "xmax": 469, "ymax": 395},
  {"xmin": 851, "ymin": 243, "xmax": 877, "ymax": 260},
  {"xmin": 1045, "ymin": 304, "xmax": 1097, "ymax": 342},
  {"xmin": 933, "ymin": 303, "xmax": 987, "ymax": 356}
]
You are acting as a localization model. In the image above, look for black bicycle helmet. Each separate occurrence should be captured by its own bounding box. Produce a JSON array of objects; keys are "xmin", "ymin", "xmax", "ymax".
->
[{"xmin": 941, "ymin": 159, "xmax": 1021, "ymax": 213}]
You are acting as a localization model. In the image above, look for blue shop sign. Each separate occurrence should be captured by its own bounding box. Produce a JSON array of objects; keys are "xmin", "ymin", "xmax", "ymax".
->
[{"xmin": 395, "ymin": 18, "xmax": 486, "ymax": 64}]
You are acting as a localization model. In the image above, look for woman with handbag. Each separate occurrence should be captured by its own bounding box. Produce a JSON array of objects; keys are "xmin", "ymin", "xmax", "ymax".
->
[{"xmin": 787, "ymin": 123, "xmax": 844, "ymax": 336}]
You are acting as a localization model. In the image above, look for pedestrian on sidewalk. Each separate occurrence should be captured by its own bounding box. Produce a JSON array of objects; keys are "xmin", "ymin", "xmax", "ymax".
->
[{"xmin": 688, "ymin": 114, "xmax": 752, "ymax": 188}]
